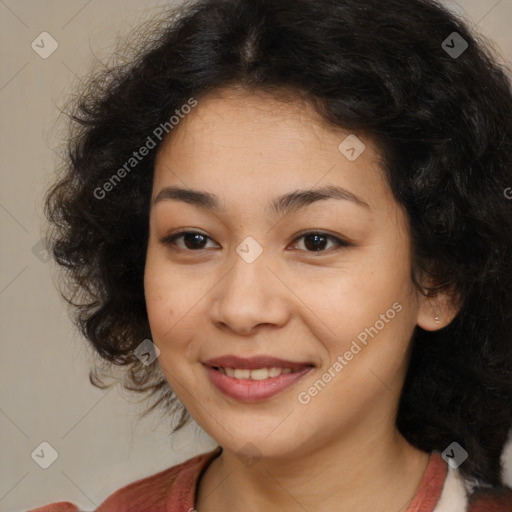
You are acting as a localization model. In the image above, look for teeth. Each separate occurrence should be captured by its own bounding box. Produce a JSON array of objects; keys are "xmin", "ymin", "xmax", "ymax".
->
[
  {"xmin": 268, "ymin": 367, "xmax": 282, "ymax": 377},
  {"xmin": 233, "ymin": 368, "xmax": 251, "ymax": 379},
  {"xmin": 217, "ymin": 367, "xmax": 302, "ymax": 380},
  {"xmin": 250, "ymin": 368, "xmax": 269, "ymax": 380}
]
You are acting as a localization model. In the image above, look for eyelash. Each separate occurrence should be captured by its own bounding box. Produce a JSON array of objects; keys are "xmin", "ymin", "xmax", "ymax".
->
[{"xmin": 159, "ymin": 230, "xmax": 352, "ymax": 254}]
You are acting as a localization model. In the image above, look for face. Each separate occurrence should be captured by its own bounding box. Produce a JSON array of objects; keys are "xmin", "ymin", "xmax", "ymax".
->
[{"xmin": 144, "ymin": 86, "xmax": 434, "ymax": 460}]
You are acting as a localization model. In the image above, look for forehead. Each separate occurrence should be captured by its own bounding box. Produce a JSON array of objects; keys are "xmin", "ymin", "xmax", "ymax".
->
[
  {"xmin": 152, "ymin": 87, "xmax": 390, "ymax": 209},
  {"xmin": 159, "ymin": 88, "xmax": 339, "ymax": 163}
]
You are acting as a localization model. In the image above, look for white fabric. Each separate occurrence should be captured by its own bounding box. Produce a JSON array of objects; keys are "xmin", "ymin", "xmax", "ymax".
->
[{"xmin": 433, "ymin": 466, "xmax": 469, "ymax": 512}]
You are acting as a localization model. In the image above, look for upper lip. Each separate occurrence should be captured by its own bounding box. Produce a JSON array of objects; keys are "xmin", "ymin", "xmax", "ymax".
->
[{"xmin": 203, "ymin": 355, "xmax": 314, "ymax": 370}]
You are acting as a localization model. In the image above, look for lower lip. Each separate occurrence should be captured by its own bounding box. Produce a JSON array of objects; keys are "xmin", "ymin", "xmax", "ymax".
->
[{"xmin": 204, "ymin": 365, "xmax": 313, "ymax": 402}]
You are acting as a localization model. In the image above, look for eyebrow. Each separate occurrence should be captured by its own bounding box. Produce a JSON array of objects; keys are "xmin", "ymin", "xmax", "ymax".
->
[{"xmin": 152, "ymin": 184, "xmax": 370, "ymax": 214}]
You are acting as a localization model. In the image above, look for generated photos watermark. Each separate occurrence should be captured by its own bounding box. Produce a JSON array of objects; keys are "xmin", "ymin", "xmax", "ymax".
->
[
  {"xmin": 442, "ymin": 442, "xmax": 468, "ymax": 469},
  {"xmin": 298, "ymin": 301, "xmax": 403, "ymax": 405},
  {"xmin": 93, "ymin": 97, "xmax": 198, "ymax": 200}
]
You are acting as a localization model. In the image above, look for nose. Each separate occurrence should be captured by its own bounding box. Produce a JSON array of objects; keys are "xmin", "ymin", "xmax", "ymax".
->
[{"xmin": 209, "ymin": 251, "xmax": 292, "ymax": 336}]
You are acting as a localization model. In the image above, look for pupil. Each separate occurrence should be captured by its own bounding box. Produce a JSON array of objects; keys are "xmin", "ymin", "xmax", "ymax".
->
[
  {"xmin": 185, "ymin": 233, "xmax": 206, "ymax": 249},
  {"xmin": 305, "ymin": 234, "xmax": 327, "ymax": 251}
]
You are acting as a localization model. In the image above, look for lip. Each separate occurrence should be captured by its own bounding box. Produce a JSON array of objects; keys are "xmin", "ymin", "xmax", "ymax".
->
[
  {"xmin": 203, "ymin": 355, "xmax": 314, "ymax": 402},
  {"xmin": 203, "ymin": 355, "xmax": 312, "ymax": 370}
]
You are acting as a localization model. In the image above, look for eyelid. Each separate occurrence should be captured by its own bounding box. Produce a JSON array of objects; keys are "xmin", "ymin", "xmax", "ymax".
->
[
  {"xmin": 289, "ymin": 231, "xmax": 353, "ymax": 252},
  {"xmin": 159, "ymin": 229, "xmax": 217, "ymax": 248},
  {"xmin": 159, "ymin": 229, "xmax": 353, "ymax": 252}
]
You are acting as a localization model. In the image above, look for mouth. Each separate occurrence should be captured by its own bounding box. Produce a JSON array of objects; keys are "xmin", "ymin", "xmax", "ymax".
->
[
  {"xmin": 203, "ymin": 355, "xmax": 315, "ymax": 402},
  {"xmin": 211, "ymin": 366, "xmax": 304, "ymax": 380}
]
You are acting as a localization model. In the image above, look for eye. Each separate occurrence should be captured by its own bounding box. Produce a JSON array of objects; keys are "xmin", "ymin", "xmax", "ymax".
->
[
  {"xmin": 160, "ymin": 230, "xmax": 352, "ymax": 253},
  {"xmin": 160, "ymin": 230, "xmax": 218, "ymax": 251},
  {"xmin": 290, "ymin": 231, "xmax": 352, "ymax": 253}
]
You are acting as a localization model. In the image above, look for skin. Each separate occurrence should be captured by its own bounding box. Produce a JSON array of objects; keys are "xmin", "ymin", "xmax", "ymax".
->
[{"xmin": 144, "ymin": 86, "xmax": 456, "ymax": 512}]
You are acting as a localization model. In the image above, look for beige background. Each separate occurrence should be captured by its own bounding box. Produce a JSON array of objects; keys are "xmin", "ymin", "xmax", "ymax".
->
[{"xmin": 1, "ymin": 1, "xmax": 511, "ymax": 510}]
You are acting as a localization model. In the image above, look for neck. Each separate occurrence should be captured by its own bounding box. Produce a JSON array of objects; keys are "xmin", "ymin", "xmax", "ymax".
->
[{"xmin": 196, "ymin": 425, "xmax": 430, "ymax": 512}]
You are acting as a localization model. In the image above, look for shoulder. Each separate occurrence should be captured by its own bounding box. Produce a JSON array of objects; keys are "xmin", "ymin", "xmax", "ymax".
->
[
  {"xmin": 466, "ymin": 486, "xmax": 512, "ymax": 512},
  {"xmin": 95, "ymin": 446, "xmax": 221, "ymax": 511},
  {"xmin": 26, "ymin": 503, "xmax": 81, "ymax": 512},
  {"xmin": 427, "ymin": 453, "xmax": 512, "ymax": 512},
  {"xmin": 26, "ymin": 446, "xmax": 222, "ymax": 512}
]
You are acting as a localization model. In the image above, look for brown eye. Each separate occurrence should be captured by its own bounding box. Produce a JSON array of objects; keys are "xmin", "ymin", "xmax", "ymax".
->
[
  {"xmin": 160, "ymin": 230, "xmax": 352, "ymax": 254},
  {"xmin": 160, "ymin": 231, "xmax": 217, "ymax": 250},
  {"xmin": 303, "ymin": 234, "xmax": 330, "ymax": 251},
  {"xmin": 291, "ymin": 232, "xmax": 352, "ymax": 253}
]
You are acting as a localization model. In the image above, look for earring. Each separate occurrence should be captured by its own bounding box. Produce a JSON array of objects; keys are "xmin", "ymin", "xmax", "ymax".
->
[{"xmin": 434, "ymin": 316, "xmax": 441, "ymax": 323}]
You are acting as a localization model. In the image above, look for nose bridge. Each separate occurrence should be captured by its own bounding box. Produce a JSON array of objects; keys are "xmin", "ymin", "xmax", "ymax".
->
[
  {"xmin": 210, "ymin": 237, "xmax": 290, "ymax": 333},
  {"xmin": 225, "ymin": 238, "xmax": 274, "ymax": 306}
]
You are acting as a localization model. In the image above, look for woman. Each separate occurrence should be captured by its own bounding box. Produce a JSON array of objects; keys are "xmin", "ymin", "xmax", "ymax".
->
[{"xmin": 31, "ymin": 0, "xmax": 512, "ymax": 510}]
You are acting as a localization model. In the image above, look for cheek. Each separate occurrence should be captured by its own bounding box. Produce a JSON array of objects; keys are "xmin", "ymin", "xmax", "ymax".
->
[
  {"xmin": 143, "ymin": 246, "xmax": 212, "ymax": 370},
  {"xmin": 313, "ymin": 254, "xmax": 417, "ymax": 363},
  {"xmin": 143, "ymin": 249, "xmax": 185, "ymax": 346},
  {"xmin": 144, "ymin": 256, "xmax": 168, "ymax": 332}
]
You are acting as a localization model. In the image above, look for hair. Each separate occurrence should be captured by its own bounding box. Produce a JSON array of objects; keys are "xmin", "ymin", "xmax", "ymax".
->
[{"xmin": 44, "ymin": 0, "xmax": 512, "ymax": 489}]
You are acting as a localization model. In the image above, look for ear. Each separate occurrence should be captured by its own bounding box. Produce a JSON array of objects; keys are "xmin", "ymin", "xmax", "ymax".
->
[{"xmin": 416, "ymin": 287, "xmax": 460, "ymax": 331}]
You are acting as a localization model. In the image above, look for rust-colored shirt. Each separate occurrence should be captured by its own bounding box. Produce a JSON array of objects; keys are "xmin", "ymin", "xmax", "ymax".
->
[{"xmin": 26, "ymin": 447, "xmax": 512, "ymax": 511}]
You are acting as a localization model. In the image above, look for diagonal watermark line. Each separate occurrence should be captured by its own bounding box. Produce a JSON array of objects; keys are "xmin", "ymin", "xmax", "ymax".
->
[
  {"xmin": 264, "ymin": 409, "xmax": 293, "ymax": 438},
  {"xmin": 394, "ymin": 459, "xmax": 436, "ymax": 512},
  {"xmin": 160, "ymin": 365, "xmax": 236, "ymax": 441},
  {"xmin": 0, "ymin": 266, "xmax": 28, "ymax": 296},
  {"xmin": 195, "ymin": 467, "xmax": 234, "ymax": 507},
  {"xmin": 0, "ymin": 203, "xmax": 29, "ymax": 233},
  {"xmin": 161, "ymin": 161, "xmax": 338, "ymax": 252},
  {"xmin": 61, "ymin": 0, "xmax": 93, "ymax": 29},
  {"xmin": 157, "ymin": 161, "xmax": 344, "ymax": 345},
  {"xmin": 60, "ymin": 383, "xmax": 118, "ymax": 439},
  {"xmin": 368, "ymin": 367, "xmax": 400, "ymax": 398},
  {"xmin": 0, "ymin": 472, "xmax": 29, "ymax": 502},
  {"xmin": 0, "ymin": 0, "xmax": 28, "ymax": 28},
  {"xmin": 0, "ymin": 62, "xmax": 29, "ymax": 92},
  {"xmin": 476, "ymin": 0, "xmax": 503, "ymax": 24},
  {"xmin": 396, "ymin": 495, "xmax": 414, "ymax": 512},
  {"xmin": 264, "ymin": 471, "xmax": 311, "ymax": 511},
  {"xmin": 61, "ymin": 60, "xmax": 81, "ymax": 80},
  {"xmin": 61, "ymin": 471, "xmax": 99, "ymax": 508},
  {"xmin": 158, "ymin": 160, "xmax": 341, "ymax": 344},
  {"xmin": 264, "ymin": 266, "xmax": 338, "ymax": 338},
  {"xmin": 0, "ymin": 407, "xmax": 29, "ymax": 438}
]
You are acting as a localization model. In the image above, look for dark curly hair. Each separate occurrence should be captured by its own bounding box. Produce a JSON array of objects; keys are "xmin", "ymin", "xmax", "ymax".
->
[{"xmin": 44, "ymin": 0, "xmax": 512, "ymax": 489}]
